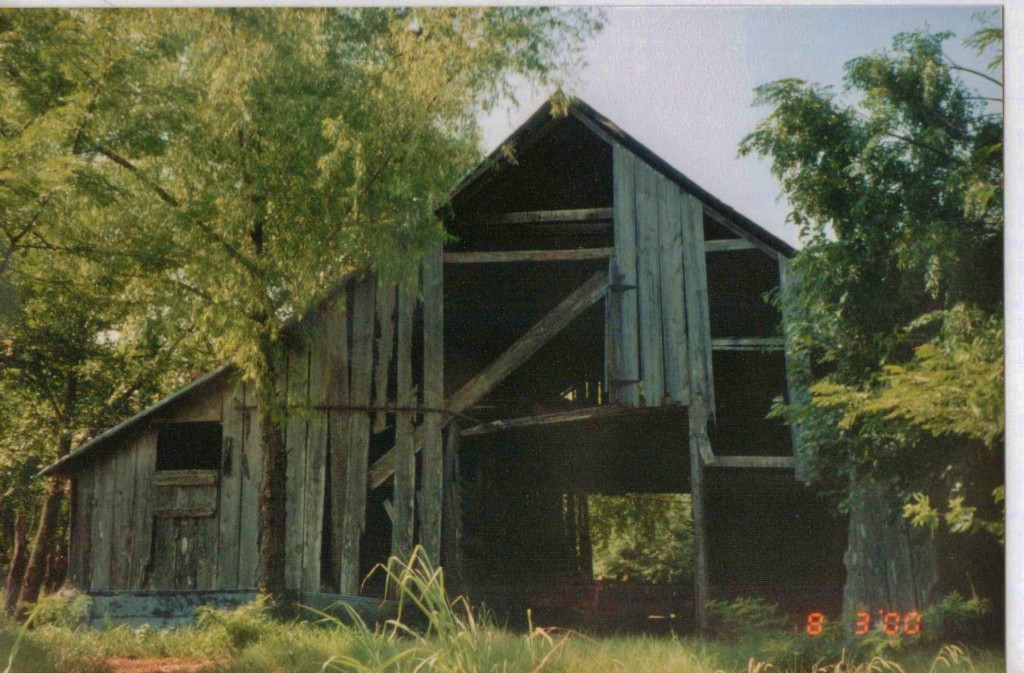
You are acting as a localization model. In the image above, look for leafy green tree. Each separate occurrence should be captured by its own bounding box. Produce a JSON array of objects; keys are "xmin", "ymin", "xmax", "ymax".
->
[
  {"xmin": 740, "ymin": 25, "xmax": 1002, "ymax": 534},
  {"xmin": 589, "ymin": 494, "xmax": 694, "ymax": 585},
  {"xmin": 0, "ymin": 245, "xmax": 207, "ymax": 615},
  {"xmin": 739, "ymin": 25, "xmax": 1003, "ymax": 616},
  {"xmin": 0, "ymin": 8, "xmax": 600, "ymax": 603}
]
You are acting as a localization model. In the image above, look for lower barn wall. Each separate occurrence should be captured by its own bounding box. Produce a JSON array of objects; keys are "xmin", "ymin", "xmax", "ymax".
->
[{"xmin": 68, "ymin": 377, "xmax": 264, "ymax": 592}]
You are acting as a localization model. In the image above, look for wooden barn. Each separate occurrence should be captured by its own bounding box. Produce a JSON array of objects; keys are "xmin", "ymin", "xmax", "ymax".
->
[{"xmin": 42, "ymin": 100, "xmax": 848, "ymax": 630}]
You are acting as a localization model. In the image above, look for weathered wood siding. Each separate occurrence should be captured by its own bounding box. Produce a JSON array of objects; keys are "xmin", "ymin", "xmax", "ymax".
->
[
  {"xmin": 608, "ymin": 145, "xmax": 695, "ymax": 408},
  {"xmin": 70, "ymin": 258, "xmax": 445, "ymax": 596}
]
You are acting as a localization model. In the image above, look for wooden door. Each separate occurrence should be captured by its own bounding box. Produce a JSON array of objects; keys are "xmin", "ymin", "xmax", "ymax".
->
[{"xmin": 150, "ymin": 470, "xmax": 219, "ymax": 590}]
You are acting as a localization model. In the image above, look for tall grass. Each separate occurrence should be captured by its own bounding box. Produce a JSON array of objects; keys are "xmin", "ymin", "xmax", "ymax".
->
[
  {"xmin": 313, "ymin": 547, "xmax": 571, "ymax": 673},
  {"xmin": 0, "ymin": 552, "xmax": 1007, "ymax": 673}
]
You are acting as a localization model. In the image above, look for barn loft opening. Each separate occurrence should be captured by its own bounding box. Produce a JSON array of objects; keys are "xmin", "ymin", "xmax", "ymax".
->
[{"xmin": 155, "ymin": 421, "xmax": 222, "ymax": 472}]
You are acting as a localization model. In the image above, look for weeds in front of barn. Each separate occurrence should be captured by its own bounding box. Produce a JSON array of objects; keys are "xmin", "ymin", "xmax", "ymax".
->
[{"xmin": 0, "ymin": 555, "xmax": 1004, "ymax": 673}]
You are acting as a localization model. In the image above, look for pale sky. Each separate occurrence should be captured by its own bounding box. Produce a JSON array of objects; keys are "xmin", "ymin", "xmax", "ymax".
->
[{"xmin": 479, "ymin": 5, "xmax": 1001, "ymax": 249}]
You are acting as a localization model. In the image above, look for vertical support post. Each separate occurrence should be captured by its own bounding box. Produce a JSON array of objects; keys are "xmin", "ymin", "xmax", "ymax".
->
[
  {"xmin": 420, "ymin": 246, "xmax": 445, "ymax": 564},
  {"xmin": 778, "ymin": 256, "xmax": 812, "ymax": 480},
  {"xmin": 688, "ymin": 401, "xmax": 711, "ymax": 634},
  {"xmin": 373, "ymin": 285, "xmax": 397, "ymax": 435},
  {"xmin": 681, "ymin": 190, "xmax": 713, "ymax": 634},
  {"xmin": 441, "ymin": 422, "xmax": 465, "ymax": 595},
  {"xmin": 392, "ymin": 278, "xmax": 417, "ymax": 561},
  {"xmin": 339, "ymin": 277, "xmax": 376, "ymax": 595}
]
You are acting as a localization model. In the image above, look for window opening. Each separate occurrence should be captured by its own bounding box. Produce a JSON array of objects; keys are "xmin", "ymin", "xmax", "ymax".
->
[{"xmin": 156, "ymin": 421, "xmax": 222, "ymax": 471}]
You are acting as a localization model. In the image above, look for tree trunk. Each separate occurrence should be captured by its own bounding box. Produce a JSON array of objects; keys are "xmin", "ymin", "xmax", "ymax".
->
[
  {"xmin": 15, "ymin": 479, "xmax": 65, "ymax": 619},
  {"xmin": 255, "ymin": 347, "xmax": 292, "ymax": 614},
  {"xmin": 842, "ymin": 479, "xmax": 938, "ymax": 625},
  {"xmin": 3, "ymin": 512, "xmax": 30, "ymax": 616}
]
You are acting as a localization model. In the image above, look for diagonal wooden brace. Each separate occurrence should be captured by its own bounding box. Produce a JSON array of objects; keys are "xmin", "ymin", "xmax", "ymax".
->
[{"xmin": 367, "ymin": 269, "xmax": 609, "ymax": 489}]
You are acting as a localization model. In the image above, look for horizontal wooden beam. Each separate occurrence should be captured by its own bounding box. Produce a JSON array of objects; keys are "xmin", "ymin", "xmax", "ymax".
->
[
  {"xmin": 152, "ymin": 470, "xmax": 218, "ymax": 487},
  {"xmin": 711, "ymin": 337, "xmax": 785, "ymax": 351},
  {"xmin": 706, "ymin": 455, "xmax": 795, "ymax": 469},
  {"xmin": 368, "ymin": 269, "xmax": 610, "ymax": 489},
  {"xmin": 705, "ymin": 239, "xmax": 758, "ymax": 252},
  {"xmin": 443, "ymin": 248, "xmax": 614, "ymax": 264},
  {"xmin": 702, "ymin": 206, "xmax": 779, "ymax": 260},
  {"xmin": 461, "ymin": 404, "xmax": 640, "ymax": 437},
  {"xmin": 480, "ymin": 208, "xmax": 614, "ymax": 226}
]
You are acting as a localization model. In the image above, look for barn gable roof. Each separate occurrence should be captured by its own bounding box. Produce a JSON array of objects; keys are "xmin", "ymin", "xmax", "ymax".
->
[
  {"xmin": 42, "ymin": 97, "xmax": 794, "ymax": 478},
  {"xmin": 447, "ymin": 98, "xmax": 796, "ymax": 258}
]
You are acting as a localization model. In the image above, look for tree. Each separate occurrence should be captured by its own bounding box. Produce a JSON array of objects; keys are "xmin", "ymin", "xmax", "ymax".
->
[
  {"xmin": 739, "ymin": 25, "xmax": 1002, "ymax": 615},
  {"xmin": 0, "ymin": 7, "xmax": 601, "ymax": 605},
  {"xmin": 0, "ymin": 244, "xmax": 206, "ymax": 616},
  {"xmin": 589, "ymin": 494, "xmax": 694, "ymax": 585}
]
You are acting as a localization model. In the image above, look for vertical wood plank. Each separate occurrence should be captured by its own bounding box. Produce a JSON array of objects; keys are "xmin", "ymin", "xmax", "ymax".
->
[
  {"xmin": 303, "ymin": 311, "xmax": 333, "ymax": 593},
  {"xmin": 216, "ymin": 383, "xmax": 245, "ymax": 589},
  {"xmin": 150, "ymin": 518, "xmax": 177, "ymax": 590},
  {"xmin": 110, "ymin": 445, "xmax": 136, "ymax": 589},
  {"xmin": 284, "ymin": 343, "xmax": 310, "ymax": 591},
  {"xmin": 372, "ymin": 283, "xmax": 397, "ymax": 435},
  {"xmin": 778, "ymin": 256, "xmax": 812, "ymax": 479},
  {"xmin": 327, "ymin": 294, "xmax": 351, "ymax": 591},
  {"xmin": 340, "ymin": 276, "xmax": 376, "ymax": 595},
  {"xmin": 89, "ymin": 453, "xmax": 116, "ymax": 591},
  {"xmin": 681, "ymin": 189, "xmax": 714, "ymax": 634},
  {"xmin": 129, "ymin": 432, "xmax": 157, "ymax": 590},
  {"xmin": 194, "ymin": 515, "xmax": 216, "ymax": 590},
  {"xmin": 70, "ymin": 467, "xmax": 94, "ymax": 588},
  {"xmin": 392, "ymin": 278, "xmax": 417, "ymax": 561},
  {"xmin": 67, "ymin": 475, "xmax": 82, "ymax": 586},
  {"xmin": 681, "ymin": 192, "xmax": 716, "ymax": 420},
  {"xmin": 610, "ymin": 145, "xmax": 640, "ymax": 406},
  {"xmin": 658, "ymin": 179, "xmax": 690, "ymax": 405},
  {"xmin": 635, "ymin": 160, "xmax": 665, "ymax": 406},
  {"xmin": 440, "ymin": 423, "xmax": 465, "ymax": 594},
  {"xmin": 238, "ymin": 382, "xmax": 263, "ymax": 589},
  {"xmin": 420, "ymin": 246, "xmax": 444, "ymax": 563}
]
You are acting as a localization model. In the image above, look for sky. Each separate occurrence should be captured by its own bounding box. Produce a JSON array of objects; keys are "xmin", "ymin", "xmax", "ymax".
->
[{"xmin": 478, "ymin": 5, "xmax": 1001, "ymax": 249}]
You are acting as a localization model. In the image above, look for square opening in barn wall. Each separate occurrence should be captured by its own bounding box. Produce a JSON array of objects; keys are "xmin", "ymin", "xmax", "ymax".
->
[{"xmin": 156, "ymin": 421, "xmax": 223, "ymax": 471}]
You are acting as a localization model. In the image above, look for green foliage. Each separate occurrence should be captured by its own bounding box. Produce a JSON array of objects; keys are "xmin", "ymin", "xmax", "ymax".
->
[
  {"xmin": 22, "ymin": 592, "xmax": 89, "ymax": 629},
  {"xmin": 0, "ymin": 7, "xmax": 601, "ymax": 589},
  {"xmin": 588, "ymin": 493, "xmax": 693, "ymax": 584},
  {"xmin": 195, "ymin": 594, "xmax": 278, "ymax": 650},
  {"xmin": 920, "ymin": 592, "xmax": 991, "ymax": 644},
  {"xmin": 741, "ymin": 25, "xmax": 1003, "ymax": 540},
  {"xmin": 706, "ymin": 598, "xmax": 787, "ymax": 639}
]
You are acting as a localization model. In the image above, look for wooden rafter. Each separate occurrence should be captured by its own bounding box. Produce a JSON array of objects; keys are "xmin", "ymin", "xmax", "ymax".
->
[
  {"xmin": 367, "ymin": 269, "xmax": 609, "ymax": 489},
  {"xmin": 461, "ymin": 404, "xmax": 645, "ymax": 437},
  {"xmin": 479, "ymin": 208, "xmax": 613, "ymax": 226},
  {"xmin": 711, "ymin": 337, "xmax": 785, "ymax": 351},
  {"xmin": 704, "ymin": 239, "xmax": 758, "ymax": 252},
  {"xmin": 443, "ymin": 248, "xmax": 614, "ymax": 264}
]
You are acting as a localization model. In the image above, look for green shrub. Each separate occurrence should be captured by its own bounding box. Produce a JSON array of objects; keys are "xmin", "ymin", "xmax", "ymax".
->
[
  {"xmin": 196, "ymin": 594, "xmax": 280, "ymax": 650},
  {"xmin": 23, "ymin": 591, "xmax": 90, "ymax": 629},
  {"xmin": 706, "ymin": 597, "xmax": 787, "ymax": 639},
  {"xmin": 921, "ymin": 592, "xmax": 990, "ymax": 643}
]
